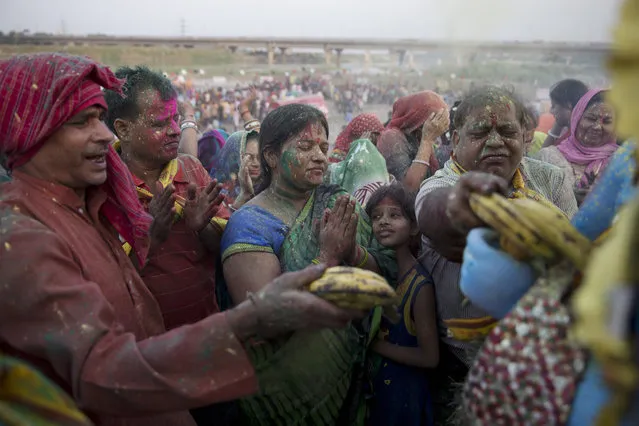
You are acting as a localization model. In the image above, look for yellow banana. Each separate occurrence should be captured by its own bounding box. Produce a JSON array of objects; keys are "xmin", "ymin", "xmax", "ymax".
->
[
  {"xmin": 498, "ymin": 234, "xmax": 534, "ymax": 262},
  {"xmin": 308, "ymin": 266, "xmax": 398, "ymax": 311},
  {"xmin": 469, "ymin": 193, "xmax": 592, "ymax": 270},
  {"xmin": 510, "ymin": 197, "xmax": 592, "ymax": 270},
  {"xmin": 468, "ymin": 193, "xmax": 556, "ymax": 261}
]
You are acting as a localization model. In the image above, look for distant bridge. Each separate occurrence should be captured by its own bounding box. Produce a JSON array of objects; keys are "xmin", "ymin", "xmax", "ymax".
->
[{"xmin": 3, "ymin": 34, "xmax": 611, "ymax": 67}]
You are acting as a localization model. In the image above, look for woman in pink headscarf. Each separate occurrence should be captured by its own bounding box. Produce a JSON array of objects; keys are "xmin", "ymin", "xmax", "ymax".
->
[
  {"xmin": 328, "ymin": 113, "xmax": 384, "ymax": 163},
  {"xmin": 376, "ymin": 91, "xmax": 450, "ymax": 192},
  {"xmin": 536, "ymin": 89, "xmax": 618, "ymax": 205}
]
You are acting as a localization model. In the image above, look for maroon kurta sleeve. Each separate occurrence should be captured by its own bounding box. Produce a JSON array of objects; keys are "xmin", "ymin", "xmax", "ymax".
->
[{"xmin": 0, "ymin": 214, "xmax": 257, "ymax": 416}]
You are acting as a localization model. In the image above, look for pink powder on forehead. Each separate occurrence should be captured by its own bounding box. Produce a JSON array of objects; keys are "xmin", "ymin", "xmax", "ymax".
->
[
  {"xmin": 142, "ymin": 93, "xmax": 178, "ymax": 120},
  {"xmin": 154, "ymin": 98, "xmax": 178, "ymax": 121}
]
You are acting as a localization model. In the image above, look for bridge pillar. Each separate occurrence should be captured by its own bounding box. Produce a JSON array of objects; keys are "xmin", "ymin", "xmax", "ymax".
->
[
  {"xmin": 397, "ymin": 49, "xmax": 407, "ymax": 67},
  {"xmin": 364, "ymin": 50, "xmax": 372, "ymax": 69},
  {"xmin": 324, "ymin": 45, "xmax": 333, "ymax": 65},
  {"xmin": 406, "ymin": 51, "xmax": 415, "ymax": 68},
  {"xmin": 279, "ymin": 47, "xmax": 288, "ymax": 64},
  {"xmin": 335, "ymin": 48, "xmax": 343, "ymax": 68},
  {"xmin": 267, "ymin": 43, "xmax": 275, "ymax": 67}
]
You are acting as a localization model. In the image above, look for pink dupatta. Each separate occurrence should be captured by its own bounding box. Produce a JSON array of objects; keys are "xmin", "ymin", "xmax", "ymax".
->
[{"xmin": 557, "ymin": 89, "xmax": 618, "ymax": 188}]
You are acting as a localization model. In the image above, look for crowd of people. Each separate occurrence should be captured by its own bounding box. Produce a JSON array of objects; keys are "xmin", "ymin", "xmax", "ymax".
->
[
  {"xmin": 1, "ymin": 4, "xmax": 639, "ymax": 425},
  {"xmin": 169, "ymin": 69, "xmax": 450, "ymax": 135}
]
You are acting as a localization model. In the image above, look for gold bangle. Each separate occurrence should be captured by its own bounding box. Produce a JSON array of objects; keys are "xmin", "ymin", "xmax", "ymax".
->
[
  {"xmin": 311, "ymin": 258, "xmax": 321, "ymax": 265},
  {"xmin": 355, "ymin": 246, "xmax": 369, "ymax": 268}
]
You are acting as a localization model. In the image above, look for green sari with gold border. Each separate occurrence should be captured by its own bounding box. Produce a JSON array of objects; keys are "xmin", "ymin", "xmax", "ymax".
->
[{"xmin": 222, "ymin": 184, "xmax": 396, "ymax": 426}]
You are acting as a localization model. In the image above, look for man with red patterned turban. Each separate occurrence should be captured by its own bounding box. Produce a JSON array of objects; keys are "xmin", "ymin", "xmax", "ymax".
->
[{"xmin": 0, "ymin": 53, "xmax": 362, "ymax": 426}]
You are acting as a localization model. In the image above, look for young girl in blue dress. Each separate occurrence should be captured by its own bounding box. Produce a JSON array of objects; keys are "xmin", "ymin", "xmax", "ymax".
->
[{"xmin": 366, "ymin": 183, "xmax": 439, "ymax": 426}]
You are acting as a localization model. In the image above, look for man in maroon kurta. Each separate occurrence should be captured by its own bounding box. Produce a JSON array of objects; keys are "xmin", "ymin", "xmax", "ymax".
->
[
  {"xmin": 131, "ymin": 155, "xmax": 226, "ymax": 329},
  {"xmin": 104, "ymin": 67, "xmax": 229, "ymax": 330},
  {"xmin": 0, "ymin": 53, "xmax": 357, "ymax": 426}
]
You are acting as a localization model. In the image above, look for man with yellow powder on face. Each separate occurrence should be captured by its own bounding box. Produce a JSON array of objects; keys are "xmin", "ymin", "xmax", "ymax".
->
[
  {"xmin": 104, "ymin": 66, "xmax": 228, "ymax": 331},
  {"xmin": 415, "ymin": 86, "xmax": 578, "ymax": 423}
]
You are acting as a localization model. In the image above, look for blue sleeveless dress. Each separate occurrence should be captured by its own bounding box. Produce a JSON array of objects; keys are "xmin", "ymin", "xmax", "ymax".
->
[{"xmin": 368, "ymin": 263, "xmax": 434, "ymax": 426}]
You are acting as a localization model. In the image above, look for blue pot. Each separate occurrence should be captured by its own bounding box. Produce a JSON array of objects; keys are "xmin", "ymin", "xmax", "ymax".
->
[{"xmin": 460, "ymin": 228, "xmax": 538, "ymax": 319}]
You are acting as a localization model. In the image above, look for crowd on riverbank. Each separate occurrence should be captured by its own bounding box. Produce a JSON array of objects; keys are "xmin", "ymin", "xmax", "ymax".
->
[{"xmin": 1, "ymin": 2, "xmax": 638, "ymax": 424}]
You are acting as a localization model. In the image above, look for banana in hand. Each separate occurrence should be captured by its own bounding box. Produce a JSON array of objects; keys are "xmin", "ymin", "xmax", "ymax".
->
[
  {"xmin": 468, "ymin": 193, "xmax": 555, "ymax": 261},
  {"xmin": 509, "ymin": 197, "xmax": 592, "ymax": 270},
  {"xmin": 308, "ymin": 266, "xmax": 398, "ymax": 311},
  {"xmin": 469, "ymin": 193, "xmax": 592, "ymax": 269}
]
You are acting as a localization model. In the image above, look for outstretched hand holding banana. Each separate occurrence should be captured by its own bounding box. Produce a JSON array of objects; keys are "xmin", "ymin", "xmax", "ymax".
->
[
  {"xmin": 466, "ymin": 188, "xmax": 592, "ymax": 270},
  {"xmin": 442, "ymin": 170, "xmax": 591, "ymax": 269},
  {"xmin": 307, "ymin": 266, "xmax": 397, "ymax": 311}
]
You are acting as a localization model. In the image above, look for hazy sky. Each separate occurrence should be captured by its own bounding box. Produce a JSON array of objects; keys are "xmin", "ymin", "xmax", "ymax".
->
[{"xmin": 0, "ymin": 0, "xmax": 624, "ymax": 42}]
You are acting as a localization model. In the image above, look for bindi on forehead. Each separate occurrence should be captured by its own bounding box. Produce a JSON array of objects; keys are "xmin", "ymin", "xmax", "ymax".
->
[
  {"xmin": 296, "ymin": 122, "xmax": 327, "ymax": 143},
  {"xmin": 489, "ymin": 112, "xmax": 497, "ymax": 127},
  {"xmin": 468, "ymin": 104, "xmax": 517, "ymax": 127}
]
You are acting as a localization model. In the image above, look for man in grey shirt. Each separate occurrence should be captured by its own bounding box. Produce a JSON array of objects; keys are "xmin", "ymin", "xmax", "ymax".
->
[{"xmin": 415, "ymin": 86, "xmax": 577, "ymax": 368}]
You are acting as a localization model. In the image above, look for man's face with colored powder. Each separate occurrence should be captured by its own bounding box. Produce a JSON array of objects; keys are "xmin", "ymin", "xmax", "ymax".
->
[
  {"xmin": 453, "ymin": 99, "xmax": 524, "ymax": 181},
  {"xmin": 125, "ymin": 89, "xmax": 181, "ymax": 167}
]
